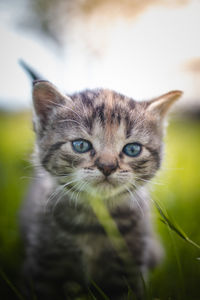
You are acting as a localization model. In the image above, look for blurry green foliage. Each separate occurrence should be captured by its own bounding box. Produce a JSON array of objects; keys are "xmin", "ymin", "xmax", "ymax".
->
[
  {"xmin": 0, "ymin": 111, "xmax": 200, "ymax": 299},
  {"xmin": 0, "ymin": 112, "xmax": 33, "ymax": 270}
]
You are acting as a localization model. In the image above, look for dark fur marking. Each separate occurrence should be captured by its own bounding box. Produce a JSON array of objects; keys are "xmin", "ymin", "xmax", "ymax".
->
[
  {"xmin": 125, "ymin": 116, "xmax": 134, "ymax": 138},
  {"xmin": 119, "ymin": 152, "xmax": 124, "ymax": 159},
  {"xmin": 129, "ymin": 162, "xmax": 148, "ymax": 171},
  {"xmin": 90, "ymin": 149, "xmax": 96, "ymax": 158},
  {"xmin": 96, "ymin": 103, "xmax": 105, "ymax": 126},
  {"xmin": 111, "ymin": 209, "xmax": 136, "ymax": 219},
  {"xmin": 117, "ymin": 113, "xmax": 121, "ymax": 124},
  {"xmin": 42, "ymin": 142, "xmax": 66, "ymax": 166},
  {"xmin": 128, "ymin": 99, "xmax": 136, "ymax": 110},
  {"xmin": 110, "ymin": 105, "xmax": 122, "ymax": 125},
  {"xmin": 85, "ymin": 111, "xmax": 96, "ymax": 131},
  {"xmin": 130, "ymin": 160, "xmax": 149, "ymax": 170},
  {"xmin": 60, "ymin": 153, "xmax": 83, "ymax": 167},
  {"xmin": 54, "ymin": 210, "xmax": 105, "ymax": 234},
  {"xmin": 146, "ymin": 147, "xmax": 160, "ymax": 169},
  {"xmin": 80, "ymin": 92, "xmax": 94, "ymax": 107},
  {"xmin": 71, "ymin": 224, "xmax": 105, "ymax": 234},
  {"xmin": 111, "ymin": 111, "xmax": 115, "ymax": 123},
  {"xmin": 118, "ymin": 222, "xmax": 137, "ymax": 234},
  {"xmin": 82, "ymin": 117, "xmax": 93, "ymax": 132},
  {"xmin": 78, "ymin": 89, "xmax": 101, "ymax": 107}
]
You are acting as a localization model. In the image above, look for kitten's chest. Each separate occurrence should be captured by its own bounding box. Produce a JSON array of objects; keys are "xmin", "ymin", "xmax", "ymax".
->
[
  {"xmin": 76, "ymin": 231, "xmax": 108, "ymax": 272},
  {"xmin": 72, "ymin": 207, "xmax": 139, "ymax": 275},
  {"xmin": 72, "ymin": 210, "xmax": 109, "ymax": 258}
]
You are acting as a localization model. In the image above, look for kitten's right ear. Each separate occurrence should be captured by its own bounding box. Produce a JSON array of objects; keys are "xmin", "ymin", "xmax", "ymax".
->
[
  {"xmin": 147, "ymin": 90, "xmax": 183, "ymax": 120},
  {"xmin": 33, "ymin": 80, "xmax": 72, "ymax": 121}
]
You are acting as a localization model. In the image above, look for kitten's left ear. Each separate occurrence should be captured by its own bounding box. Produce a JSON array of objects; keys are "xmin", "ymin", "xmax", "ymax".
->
[
  {"xmin": 147, "ymin": 90, "xmax": 183, "ymax": 119},
  {"xmin": 33, "ymin": 80, "xmax": 72, "ymax": 120}
]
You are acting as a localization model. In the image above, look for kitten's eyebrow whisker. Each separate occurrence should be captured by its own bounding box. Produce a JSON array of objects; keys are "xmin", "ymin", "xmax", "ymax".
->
[
  {"xmin": 47, "ymin": 100, "xmax": 83, "ymax": 120},
  {"xmin": 58, "ymin": 119, "xmax": 89, "ymax": 135}
]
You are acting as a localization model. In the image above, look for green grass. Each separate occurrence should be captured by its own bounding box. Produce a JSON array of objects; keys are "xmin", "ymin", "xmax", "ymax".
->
[
  {"xmin": 0, "ymin": 111, "xmax": 200, "ymax": 299},
  {"xmin": 149, "ymin": 120, "xmax": 200, "ymax": 300},
  {"xmin": 0, "ymin": 111, "xmax": 34, "ymax": 299}
]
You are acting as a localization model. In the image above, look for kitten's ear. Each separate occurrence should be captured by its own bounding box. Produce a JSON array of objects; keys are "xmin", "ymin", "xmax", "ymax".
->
[
  {"xmin": 33, "ymin": 80, "xmax": 72, "ymax": 120},
  {"xmin": 147, "ymin": 90, "xmax": 183, "ymax": 119}
]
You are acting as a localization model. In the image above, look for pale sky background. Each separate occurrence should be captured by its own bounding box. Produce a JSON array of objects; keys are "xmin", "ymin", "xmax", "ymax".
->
[{"xmin": 0, "ymin": 0, "xmax": 200, "ymax": 110}]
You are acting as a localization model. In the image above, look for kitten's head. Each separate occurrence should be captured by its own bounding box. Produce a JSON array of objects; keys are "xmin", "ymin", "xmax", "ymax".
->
[{"xmin": 32, "ymin": 81, "xmax": 182, "ymax": 203}]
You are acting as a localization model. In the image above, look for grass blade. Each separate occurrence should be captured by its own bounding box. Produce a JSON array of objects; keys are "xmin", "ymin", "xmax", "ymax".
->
[
  {"xmin": 154, "ymin": 200, "xmax": 200, "ymax": 250},
  {"xmin": 88, "ymin": 288, "xmax": 97, "ymax": 300},
  {"xmin": 0, "ymin": 268, "xmax": 25, "ymax": 300},
  {"xmin": 91, "ymin": 280, "xmax": 110, "ymax": 300}
]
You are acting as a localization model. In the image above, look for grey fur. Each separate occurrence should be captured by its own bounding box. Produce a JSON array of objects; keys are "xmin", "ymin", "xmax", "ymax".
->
[{"xmin": 20, "ymin": 83, "xmax": 181, "ymax": 299}]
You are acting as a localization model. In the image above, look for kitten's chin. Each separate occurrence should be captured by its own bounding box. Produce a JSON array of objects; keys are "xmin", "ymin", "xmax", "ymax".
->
[
  {"xmin": 96, "ymin": 177, "xmax": 118, "ymax": 188},
  {"xmin": 85, "ymin": 181, "xmax": 130, "ymax": 202}
]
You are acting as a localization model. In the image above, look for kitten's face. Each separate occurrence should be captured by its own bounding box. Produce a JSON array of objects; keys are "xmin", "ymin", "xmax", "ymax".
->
[{"xmin": 33, "ymin": 82, "xmax": 182, "ymax": 202}]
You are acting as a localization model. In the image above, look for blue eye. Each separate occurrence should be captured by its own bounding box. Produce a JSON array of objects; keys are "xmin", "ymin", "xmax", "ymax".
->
[
  {"xmin": 72, "ymin": 139, "xmax": 92, "ymax": 153},
  {"xmin": 123, "ymin": 143, "xmax": 142, "ymax": 157}
]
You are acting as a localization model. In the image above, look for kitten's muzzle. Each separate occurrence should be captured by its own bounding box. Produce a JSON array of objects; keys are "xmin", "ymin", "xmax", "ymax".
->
[{"xmin": 95, "ymin": 158, "xmax": 118, "ymax": 177}]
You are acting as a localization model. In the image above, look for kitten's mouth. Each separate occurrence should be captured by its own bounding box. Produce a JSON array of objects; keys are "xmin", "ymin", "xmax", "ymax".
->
[{"xmin": 97, "ymin": 177, "xmax": 117, "ymax": 187}]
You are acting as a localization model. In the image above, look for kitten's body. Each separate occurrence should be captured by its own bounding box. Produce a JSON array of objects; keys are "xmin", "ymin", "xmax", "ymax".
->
[{"xmin": 20, "ymin": 83, "xmax": 182, "ymax": 299}]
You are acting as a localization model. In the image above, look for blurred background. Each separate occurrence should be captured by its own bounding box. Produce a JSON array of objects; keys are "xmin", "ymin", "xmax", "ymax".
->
[{"xmin": 0, "ymin": 0, "xmax": 200, "ymax": 299}]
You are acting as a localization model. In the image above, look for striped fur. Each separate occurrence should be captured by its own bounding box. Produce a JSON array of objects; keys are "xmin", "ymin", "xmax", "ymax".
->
[{"xmin": 20, "ymin": 82, "xmax": 182, "ymax": 299}]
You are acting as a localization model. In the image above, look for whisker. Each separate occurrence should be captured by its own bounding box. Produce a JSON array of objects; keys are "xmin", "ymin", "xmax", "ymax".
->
[
  {"xmin": 134, "ymin": 176, "xmax": 164, "ymax": 186},
  {"xmin": 47, "ymin": 100, "xmax": 82, "ymax": 120},
  {"xmin": 69, "ymin": 181, "xmax": 84, "ymax": 202},
  {"xmin": 51, "ymin": 188, "xmax": 67, "ymax": 214},
  {"xmin": 74, "ymin": 180, "xmax": 88, "ymax": 207},
  {"xmin": 57, "ymin": 119, "xmax": 88, "ymax": 134},
  {"xmin": 45, "ymin": 179, "xmax": 78, "ymax": 212},
  {"xmin": 44, "ymin": 186, "xmax": 63, "ymax": 213},
  {"xmin": 126, "ymin": 183, "xmax": 146, "ymax": 216},
  {"xmin": 51, "ymin": 179, "xmax": 81, "ymax": 214},
  {"xmin": 132, "ymin": 185, "xmax": 149, "ymax": 209},
  {"xmin": 125, "ymin": 186, "xmax": 143, "ymax": 216}
]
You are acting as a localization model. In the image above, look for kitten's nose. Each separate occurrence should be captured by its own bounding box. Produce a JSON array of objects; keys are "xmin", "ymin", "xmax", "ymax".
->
[{"xmin": 95, "ymin": 158, "xmax": 118, "ymax": 177}]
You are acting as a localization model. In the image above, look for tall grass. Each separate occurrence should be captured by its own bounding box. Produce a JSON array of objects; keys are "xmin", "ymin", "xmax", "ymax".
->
[
  {"xmin": 0, "ymin": 111, "xmax": 33, "ymax": 299},
  {"xmin": 0, "ymin": 111, "xmax": 200, "ymax": 299},
  {"xmin": 149, "ymin": 120, "xmax": 200, "ymax": 300}
]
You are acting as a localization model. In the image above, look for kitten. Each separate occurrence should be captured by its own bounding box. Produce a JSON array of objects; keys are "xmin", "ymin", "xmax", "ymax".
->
[{"xmin": 20, "ymin": 75, "xmax": 182, "ymax": 299}]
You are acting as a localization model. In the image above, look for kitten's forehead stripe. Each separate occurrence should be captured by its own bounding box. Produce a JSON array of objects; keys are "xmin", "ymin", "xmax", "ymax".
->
[
  {"xmin": 96, "ymin": 103, "xmax": 105, "ymax": 126},
  {"xmin": 83, "ymin": 90, "xmax": 137, "ymax": 140}
]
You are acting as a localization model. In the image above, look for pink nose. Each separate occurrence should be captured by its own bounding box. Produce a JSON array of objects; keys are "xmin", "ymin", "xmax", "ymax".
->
[{"xmin": 95, "ymin": 159, "xmax": 118, "ymax": 176}]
